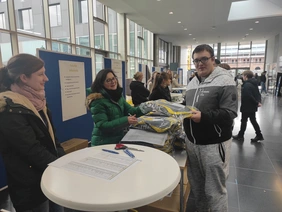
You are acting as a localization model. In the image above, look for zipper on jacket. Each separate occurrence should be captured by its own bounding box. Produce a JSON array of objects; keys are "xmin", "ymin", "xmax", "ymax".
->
[
  {"xmin": 190, "ymin": 85, "xmax": 200, "ymax": 144},
  {"xmin": 214, "ymin": 124, "xmax": 222, "ymax": 137}
]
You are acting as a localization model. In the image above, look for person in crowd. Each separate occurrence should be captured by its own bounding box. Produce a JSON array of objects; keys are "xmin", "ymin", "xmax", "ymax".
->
[
  {"xmin": 129, "ymin": 72, "xmax": 150, "ymax": 106},
  {"xmin": 260, "ymin": 71, "xmax": 268, "ymax": 95},
  {"xmin": 183, "ymin": 44, "xmax": 238, "ymax": 211},
  {"xmin": 149, "ymin": 72, "xmax": 172, "ymax": 101},
  {"xmin": 147, "ymin": 71, "xmax": 159, "ymax": 93},
  {"xmin": 233, "ymin": 70, "xmax": 264, "ymax": 142},
  {"xmin": 189, "ymin": 72, "xmax": 196, "ymax": 82},
  {"xmin": 215, "ymin": 58, "xmax": 221, "ymax": 66},
  {"xmin": 0, "ymin": 54, "xmax": 65, "ymax": 212},
  {"xmin": 254, "ymin": 73, "xmax": 260, "ymax": 86},
  {"xmin": 86, "ymin": 69, "xmax": 151, "ymax": 146},
  {"xmin": 219, "ymin": 63, "xmax": 231, "ymax": 70},
  {"xmin": 171, "ymin": 74, "xmax": 183, "ymax": 89}
]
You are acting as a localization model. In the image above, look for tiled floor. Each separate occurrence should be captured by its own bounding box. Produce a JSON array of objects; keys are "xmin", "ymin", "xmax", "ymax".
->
[{"xmin": 1, "ymin": 95, "xmax": 282, "ymax": 212}]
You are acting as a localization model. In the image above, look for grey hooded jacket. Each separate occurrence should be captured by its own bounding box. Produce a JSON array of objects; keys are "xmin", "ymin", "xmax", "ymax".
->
[{"xmin": 184, "ymin": 67, "xmax": 238, "ymax": 145}]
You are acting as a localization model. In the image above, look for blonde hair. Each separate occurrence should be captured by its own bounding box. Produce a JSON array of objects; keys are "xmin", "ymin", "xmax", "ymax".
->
[{"xmin": 133, "ymin": 72, "xmax": 143, "ymax": 81}]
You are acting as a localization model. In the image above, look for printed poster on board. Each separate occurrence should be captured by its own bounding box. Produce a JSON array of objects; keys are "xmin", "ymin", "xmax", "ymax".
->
[{"xmin": 59, "ymin": 60, "xmax": 86, "ymax": 121}]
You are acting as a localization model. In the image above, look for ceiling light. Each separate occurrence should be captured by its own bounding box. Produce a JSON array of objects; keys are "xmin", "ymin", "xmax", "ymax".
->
[
  {"xmin": 193, "ymin": 38, "xmax": 196, "ymax": 40},
  {"xmin": 242, "ymin": 37, "xmax": 245, "ymax": 40},
  {"xmin": 212, "ymin": 26, "xmax": 216, "ymax": 30},
  {"xmin": 169, "ymin": 12, "xmax": 173, "ymax": 14},
  {"xmin": 246, "ymin": 33, "xmax": 249, "ymax": 36},
  {"xmin": 249, "ymin": 28, "xmax": 253, "ymax": 30},
  {"xmin": 184, "ymin": 28, "xmax": 187, "ymax": 30},
  {"xmin": 189, "ymin": 34, "xmax": 192, "ymax": 36},
  {"xmin": 255, "ymin": 21, "xmax": 259, "ymax": 24},
  {"xmin": 178, "ymin": 21, "xmax": 181, "ymax": 24}
]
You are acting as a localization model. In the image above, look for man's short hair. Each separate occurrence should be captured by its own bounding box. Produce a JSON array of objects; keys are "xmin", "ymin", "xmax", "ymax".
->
[
  {"xmin": 242, "ymin": 70, "xmax": 254, "ymax": 79},
  {"xmin": 192, "ymin": 44, "xmax": 214, "ymax": 59},
  {"xmin": 215, "ymin": 59, "xmax": 221, "ymax": 65}
]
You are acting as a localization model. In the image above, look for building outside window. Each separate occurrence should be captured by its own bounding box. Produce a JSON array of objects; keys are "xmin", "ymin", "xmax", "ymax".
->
[
  {"xmin": 49, "ymin": 4, "xmax": 61, "ymax": 27},
  {"xmin": 108, "ymin": 7, "xmax": 117, "ymax": 53},
  {"xmin": 129, "ymin": 20, "xmax": 135, "ymax": 56},
  {"xmin": 93, "ymin": 0, "xmax": 104, "ymax": 20},
  {"xmin": 0, "ymin": 13, "xmax": 6, "ymax": 29},
  {"xmin": 78, "ymin": 0, "xmax": 88, "ymax": 23},
  {"xmin": 18, "ymin": 8, "xmax": 33, "ymax": 30}
]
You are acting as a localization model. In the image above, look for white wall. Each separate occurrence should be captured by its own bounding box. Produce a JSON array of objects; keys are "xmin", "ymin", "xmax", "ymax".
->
[{"xmin": 266, "ymin": 32, "xmax": 282, "ymax": 73}]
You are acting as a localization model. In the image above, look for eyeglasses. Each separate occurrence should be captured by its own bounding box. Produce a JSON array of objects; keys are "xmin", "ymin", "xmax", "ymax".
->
[
  {"xmin": 105, "ymin": 76, "xmax": 117, "ymax": 83},
  {"xmin": 193, "ymin": 56, "xmax": 212, "ymax": 65}
]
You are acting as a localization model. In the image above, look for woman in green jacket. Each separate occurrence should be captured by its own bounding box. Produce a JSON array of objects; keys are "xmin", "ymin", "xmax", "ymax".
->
[{"xmin": 86, "ymin": 69, "xmax": 150, "ymax": 146}]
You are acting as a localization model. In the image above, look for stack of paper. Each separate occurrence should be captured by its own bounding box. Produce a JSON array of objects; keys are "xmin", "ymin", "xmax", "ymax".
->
[{"xmin": 121, "ymin": 129, "xmax": 168, "ymax": 147}]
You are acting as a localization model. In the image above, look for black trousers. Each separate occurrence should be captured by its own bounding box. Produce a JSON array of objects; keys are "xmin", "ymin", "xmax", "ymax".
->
[{"xmin": 238, "ymin": 112, "xmax": 262, "ymax": 137}]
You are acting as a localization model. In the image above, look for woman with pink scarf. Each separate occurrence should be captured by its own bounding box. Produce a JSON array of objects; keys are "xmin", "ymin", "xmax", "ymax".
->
[{"xmin": 0, "ymin": 54, "xmax": 65, "ymax": 212}]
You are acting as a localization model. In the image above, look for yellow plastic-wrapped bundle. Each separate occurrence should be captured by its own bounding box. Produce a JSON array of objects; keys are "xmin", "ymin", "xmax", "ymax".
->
[
  {"xmin": 144, "ymin": 99, "xmax": 197, "ymax": 119},
  {"xmin": 132, "ymin": 116, "xmax": 180, "ymax": 133}
]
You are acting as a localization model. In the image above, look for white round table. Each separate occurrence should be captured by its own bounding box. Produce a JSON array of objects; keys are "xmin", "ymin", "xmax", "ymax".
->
[{"xmin": 41, "ymin": 144, "xmax": 181, "ymax": 211}]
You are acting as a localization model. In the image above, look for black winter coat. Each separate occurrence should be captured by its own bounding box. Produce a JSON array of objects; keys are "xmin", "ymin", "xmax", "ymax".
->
[
  {"xmin": 129, "ymin": 81, "xmax": 150, "ymax": 106},
  {"xmin": 149, "ymin": 86, "xmax": 172, "ymax": 102},
  {"xmin": 0, "ymin": 92, "xmax": 65, "ymax": 211},
  {"xmin": 240, "ymin": 78, "xmax": 261, "ymax": 113}
]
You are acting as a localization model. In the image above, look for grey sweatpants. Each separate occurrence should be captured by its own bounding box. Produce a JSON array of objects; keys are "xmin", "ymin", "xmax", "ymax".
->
[{"xmin": 185, "ymin": 138, "xmax": 232, "ymax": 212}]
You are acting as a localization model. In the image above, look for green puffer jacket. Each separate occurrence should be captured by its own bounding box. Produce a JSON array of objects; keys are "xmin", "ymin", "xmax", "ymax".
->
[{"xmin": 86, "ymin": 88, "xmax": 144, "ymax": 146}]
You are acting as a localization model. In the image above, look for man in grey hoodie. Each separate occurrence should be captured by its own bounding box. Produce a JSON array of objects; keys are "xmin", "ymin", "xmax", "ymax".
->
[{"xmin": 184, "ymin": 44, "xmax": 238, "ymax": 212}]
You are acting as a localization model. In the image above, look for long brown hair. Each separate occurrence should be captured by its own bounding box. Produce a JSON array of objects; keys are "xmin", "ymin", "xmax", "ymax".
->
[
  {"xmin": 0, "ymin": 54, "xmax": 44, "ymax": 92},
  {"xmin": 152, "ymin": 72, "xmax": 170, "ymax": 91}
]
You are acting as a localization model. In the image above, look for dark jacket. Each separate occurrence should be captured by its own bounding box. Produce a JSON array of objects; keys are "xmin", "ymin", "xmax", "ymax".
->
[
  {"xmin": 0, "ymin": 91, "xmax": 64, "ymax": 212},
  {"xmin": 184, "ymin": 67, "xmax": 238, "ymax": 145},
  {"xmin": 129, "ymin": 80, "xmax": 150, "ymax": 106},
  {"xmin": 86, "ymin": 88, "xmax": 144, "ymax": 146},
  {"xmin": 149, "ymin": 86, "xmax": 172, "ymax": 101},
  {"xmin": 260, "ymin": 74, "xmax": 266, "ymax": 83},
  {"xmin": 240, "ymin": 78, "xmax": 261, "ymax": 112}
]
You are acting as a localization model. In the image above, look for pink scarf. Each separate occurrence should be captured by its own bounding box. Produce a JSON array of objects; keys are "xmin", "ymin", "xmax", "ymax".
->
[{"xmin": 10, "ymin": 84, "xmax": 46, "ymax": 111}]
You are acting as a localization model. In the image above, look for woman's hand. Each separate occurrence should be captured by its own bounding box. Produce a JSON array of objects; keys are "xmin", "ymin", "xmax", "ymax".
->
[{"xmin": 128, "ymin": 114, "xmax": 138, "ymax": 125}]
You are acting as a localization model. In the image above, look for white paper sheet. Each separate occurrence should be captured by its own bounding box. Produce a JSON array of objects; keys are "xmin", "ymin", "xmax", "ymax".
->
[
  {"xmin": 59, "ymin": 60, "xmax": 86, "ymax": 121},
  {"xmin": 111, "ymin": 59, "xmax": 123, "ymax": 86},
  {"xmin": 121, "ymin": 129, "xmax": 167, "ymax": 146},
  {"xmin": 49, "ymin": 152, "xmax": 140, "ymax": 181}
]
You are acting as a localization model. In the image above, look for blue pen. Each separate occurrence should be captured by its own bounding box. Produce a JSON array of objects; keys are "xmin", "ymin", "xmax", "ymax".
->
[
  {"xmin": 123, "ymin": 148, "xmax": 135, "ymax": 158},
  {"xmin": 102, "ymin": 149, "xmax": 119, "ymax": 154}
]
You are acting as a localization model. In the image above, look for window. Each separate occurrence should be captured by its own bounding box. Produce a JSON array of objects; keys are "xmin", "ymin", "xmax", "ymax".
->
[
  {"xmin": 78, "ymin": 0, "xmax": 88, "ymax": 23},
  {"xmin": 129, "ymin": 20, "xmax": 135, "ymax": 56},
  {"xmin": 49, "ymin": 4, "xmax": 61, "ymax": 27},
  {"xmin": 94, "ymin": 0, "xmax": 104, "ymax": 20},
  {"xmin": 0, "ymin": 0, "xmax": 7, "ymax": 2},
  {"xmin": 18, "ymin": 8, "xmax": 33, "ymax": 30},
  {"xmin": 108, "ymin": 8, "xmax": 117, "ymax": 53},
  {"xmin": 0, "ymin": 13, "xmax": 6, "ymax": 29}
]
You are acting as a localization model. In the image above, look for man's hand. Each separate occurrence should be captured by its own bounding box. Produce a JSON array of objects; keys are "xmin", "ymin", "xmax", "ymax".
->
[
  {"xmin": 191, "ymin": 110, "xmax": 201, "ymax": 123},
  {"xmin": 258, "ymin": 102, "xmax": 262, "ymax": 107}
]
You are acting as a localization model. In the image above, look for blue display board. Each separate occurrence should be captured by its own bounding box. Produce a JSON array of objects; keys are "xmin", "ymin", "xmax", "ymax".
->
[
  {"xmin": 152, "ymin": 67, "xmax": 164, "ymax": 72},
  {"xmin": 177, "ymin": 68, "xmax": 183, "ymax": 84},
  {"xmin": 104, "ymin": 58, "xmax": 126, "ymax": 97},
  {"xmin": 138, "ymin": 64, "xmax": 148, "ymax": 84},
  {"xmin": 37, "ymin": 49, "xmax": 93, "ymax": 142}
]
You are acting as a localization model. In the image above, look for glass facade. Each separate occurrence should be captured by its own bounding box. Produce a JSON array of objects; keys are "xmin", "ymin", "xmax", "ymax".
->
[
  {"xmin": 0, "ymin": 0, "xmax": 156, "ymax": 76},
  {"xmin": 127, "ymin": 19, "xmax": 153, "ymax": 78},
  {"xmin": 188, "ymin": 42, "xmax": 266, "ymax": 76}
]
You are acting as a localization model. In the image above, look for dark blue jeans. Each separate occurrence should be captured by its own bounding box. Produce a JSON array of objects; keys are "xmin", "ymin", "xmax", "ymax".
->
[{"xmin": 238, "ymin": 112, "xmax": 262, "ymax": 137}]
